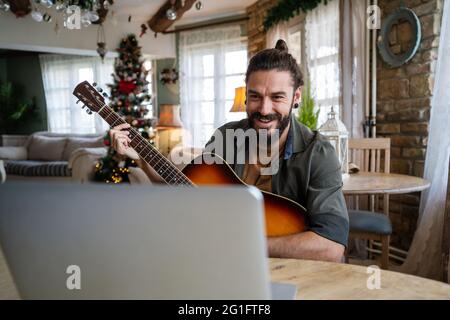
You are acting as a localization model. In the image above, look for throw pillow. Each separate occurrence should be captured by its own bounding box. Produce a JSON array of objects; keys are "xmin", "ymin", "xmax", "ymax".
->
[{"xmin": 28, "ymin": 135, "xmax": 67, "ymax": 161}]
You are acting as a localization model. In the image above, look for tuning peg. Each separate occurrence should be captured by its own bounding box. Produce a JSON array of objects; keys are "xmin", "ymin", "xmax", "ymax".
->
[
  {"xmin": 81, "ymin": 105, "xmax": 86, "ymax": 109},
  {"xmin": 93, "ymin": 82, "xmax": 97, "ymax": 87},
  {"xmin": 97, "ymin": 87, "xmax": 103, "ymax": 93},
  {"xmin": 86, "ymin": 110, "xmax": 93, "ymax": 115},
  {"xmin": 102, "ymin": 92, "xmax": 108, "ymax": 98},
  {"xmin": 76, "ymin": 100, "xmax": 80, "ymax": 104}
]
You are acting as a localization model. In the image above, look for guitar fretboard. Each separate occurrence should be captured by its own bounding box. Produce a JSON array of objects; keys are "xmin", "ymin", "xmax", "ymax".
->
[{"xmin": 98, "ymin": 104, "xmax": 194, "ymax": 186}]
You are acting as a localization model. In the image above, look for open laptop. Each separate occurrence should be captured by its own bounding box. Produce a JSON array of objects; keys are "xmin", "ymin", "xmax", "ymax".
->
[{"xmin": 0, "ymin": 182, "xmax": 296, "ymax": 300}]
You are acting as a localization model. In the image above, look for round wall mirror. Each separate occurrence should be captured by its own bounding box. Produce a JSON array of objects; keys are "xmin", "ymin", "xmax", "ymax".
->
[{"xmin": 377, "ymin": 7, "xmax": 422, "ymax": 68}]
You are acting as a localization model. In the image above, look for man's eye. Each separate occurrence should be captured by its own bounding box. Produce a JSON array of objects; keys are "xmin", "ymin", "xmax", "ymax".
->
[
  {"xmin": 249, "ymin": 95, "xmax": 259, "ymax": 99},
  {"xmin": 273, "ymin": 96, "xmax": 284, "ymax": 100}
]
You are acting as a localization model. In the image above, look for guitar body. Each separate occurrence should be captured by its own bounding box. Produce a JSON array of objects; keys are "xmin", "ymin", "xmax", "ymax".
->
[{"xmin": 182, "ymin": 154, "xmax": 307, "ymax": 237}]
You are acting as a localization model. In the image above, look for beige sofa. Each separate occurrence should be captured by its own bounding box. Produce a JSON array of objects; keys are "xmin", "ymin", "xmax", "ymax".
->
[{"xmin": 0, "ymin": 132, "xmax": 107, "ymax": 183}]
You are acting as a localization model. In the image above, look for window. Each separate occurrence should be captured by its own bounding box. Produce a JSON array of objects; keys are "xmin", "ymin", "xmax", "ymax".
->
[
  {"xmin": 39, "ymin": 54, "xmax": 114, "ymax": 133},
  {"xmin": 179, "ymin": 25, "xmax": 247, "ymax": 147},
  {"xmin": 143, "ymin": 60, "xmax": 156, "ymax": 120},
  {"xmin": 305, "ymin": 0, "xmax": 341, "ymax": 127}
]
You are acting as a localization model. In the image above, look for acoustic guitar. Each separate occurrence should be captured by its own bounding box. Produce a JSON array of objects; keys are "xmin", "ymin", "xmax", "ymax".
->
[{"xmin": 73, "ymin": 80, "xmax": 307, "ymax": 237}]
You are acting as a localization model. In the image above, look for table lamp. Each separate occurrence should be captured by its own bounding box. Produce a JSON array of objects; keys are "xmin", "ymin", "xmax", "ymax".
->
[
  {"xmin": 156, "ymin": 104, "xmax": 183, "ymax": 156},
  {"xmin": 229, "ymin": 86, "xmax": 246, "ymax": 112}
]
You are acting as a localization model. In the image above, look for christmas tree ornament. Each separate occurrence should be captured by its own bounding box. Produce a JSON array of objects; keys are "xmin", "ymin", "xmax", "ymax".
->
[{"xmin": 96, "ymin": 24, "xmax": 107, "ymax": 62}]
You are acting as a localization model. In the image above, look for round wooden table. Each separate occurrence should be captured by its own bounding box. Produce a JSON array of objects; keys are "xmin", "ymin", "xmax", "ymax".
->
[
  {"xmin": 342, "ymin": 172, "xmax": 430, "ymax": 195},
  {"xmin": 270, "ymin": 258, "xmax": 450, "ymax": 299}
]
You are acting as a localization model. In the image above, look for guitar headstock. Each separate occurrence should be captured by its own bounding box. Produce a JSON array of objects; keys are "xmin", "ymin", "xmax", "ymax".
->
[{"xmin": 72, "ymin": 80, "xmax": 109, "ymax": 114}]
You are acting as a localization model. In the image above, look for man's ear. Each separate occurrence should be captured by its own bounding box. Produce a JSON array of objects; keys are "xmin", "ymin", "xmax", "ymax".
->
[{"xmin": 294, "ymin": 87, "xmax": 302, "ymax": 106}]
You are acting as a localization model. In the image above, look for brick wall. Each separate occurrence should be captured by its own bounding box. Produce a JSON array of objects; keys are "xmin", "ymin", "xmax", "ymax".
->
[
  {"xmin": 376, "ymin": 0, "xmax": 443, "ymax": 250},
  {"xmin": 246, "ymin": 0, "xmax": 278, "ymax": 57}
]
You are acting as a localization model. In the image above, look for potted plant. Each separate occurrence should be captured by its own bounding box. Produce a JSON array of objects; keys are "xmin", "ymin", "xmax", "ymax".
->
[
  {"xmin": 0, "ymin": 81, "xmax": 37, "ymax": 134},
  {"xmin": 296, "ymin": 80, "xmax": 319, "ymax": 130}
]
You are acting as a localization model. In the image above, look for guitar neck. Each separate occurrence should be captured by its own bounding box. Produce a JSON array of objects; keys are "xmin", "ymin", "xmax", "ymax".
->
[{"xmin": 97, "ymin": 104, "xmax": 193, "ymax": 186}]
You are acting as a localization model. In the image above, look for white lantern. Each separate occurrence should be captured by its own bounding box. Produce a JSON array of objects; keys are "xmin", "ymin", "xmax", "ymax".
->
[{"xmin": 318, "ymin": 107, "xmax": 349, "ymax": 178}]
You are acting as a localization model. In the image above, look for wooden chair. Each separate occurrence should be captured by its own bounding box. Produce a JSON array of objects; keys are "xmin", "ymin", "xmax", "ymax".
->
[{"xmin": 347, "ymin": 138, "xmax": 392, "ymax": 269}]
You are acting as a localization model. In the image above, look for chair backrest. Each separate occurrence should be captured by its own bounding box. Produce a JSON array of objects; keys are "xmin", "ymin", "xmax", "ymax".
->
[{"xmin": 348, "ymin": 138, "xmax": 391, "ymax": 174}]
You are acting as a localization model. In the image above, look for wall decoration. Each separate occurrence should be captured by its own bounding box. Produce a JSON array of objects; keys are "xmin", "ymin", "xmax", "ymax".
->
[
  {"xmin": 263, "ymin": 0, "xmax": 329, "ymax": 31},
  {"xmin": 377, "ymin": 6, "xmax": 422, "ymax": 68},
  {"xmin": 160, "ymin": 68, "xmax": 179, "ymax": 85}
]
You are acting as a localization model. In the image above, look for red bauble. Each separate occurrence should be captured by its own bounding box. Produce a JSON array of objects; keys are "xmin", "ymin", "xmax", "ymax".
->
[{"xmin": 118, "ymin": 80, "xmax": 137, "ymax": 94}]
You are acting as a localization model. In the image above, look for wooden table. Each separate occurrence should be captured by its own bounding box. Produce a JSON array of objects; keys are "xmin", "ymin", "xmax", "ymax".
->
[
  {"xmin": 270, "ymin": 258, "xmax": 450, "ymax": 299},
  {"xmin": 1, "ymin": 247, "xmax": 449, "ymax": 299},
  {"xmin": 342, "ymin": 172, "xmax": 430, "ymax": 195}
]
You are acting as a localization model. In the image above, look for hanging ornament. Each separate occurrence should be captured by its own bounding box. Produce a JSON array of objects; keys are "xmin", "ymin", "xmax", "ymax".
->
[
  {"xmin": 96, "ymin": 24, "xmax": 107, "ymax": 62},
  {"xmin": 195, "ymin": 1, "xmax": 203, "ymax": 10},
  {"xmin": 31, "ymin": 9, "xmax": 44, "ymax": 22},
  {"xmin": 0, "ymin": 1, "xmax": 10, "ymax": 12},
  {"xmin": 140, "ymin": 23, "xmax": 147, "ymax": 37},
  {"xmin": 118, "ymin": 80, "xmax": 136, "ymax": 94},
  {"xmin": 43, "ymin": 12, "xmax": 52, "ymax": 22}
]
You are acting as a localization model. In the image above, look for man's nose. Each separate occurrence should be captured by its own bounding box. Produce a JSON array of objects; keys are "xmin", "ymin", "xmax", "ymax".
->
[{"xmin": 258, "ymin": 97, "xmax": 273, "ymax": 116}]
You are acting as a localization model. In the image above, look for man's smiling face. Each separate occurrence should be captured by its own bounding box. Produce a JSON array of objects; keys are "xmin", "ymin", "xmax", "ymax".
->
[{"xmin": 246, "ymin": 70, "xmax": 301, "ymax": 137}]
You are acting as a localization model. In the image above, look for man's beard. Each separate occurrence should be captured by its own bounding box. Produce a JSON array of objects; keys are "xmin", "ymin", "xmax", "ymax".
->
[{"xmin": 248, "ymin": 108, "xmax": 292, "ymax": 146}]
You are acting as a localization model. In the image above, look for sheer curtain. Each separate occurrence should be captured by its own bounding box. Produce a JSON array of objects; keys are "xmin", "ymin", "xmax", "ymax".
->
[
  {"xmin": 340, "ymin": 0, "xmax": 366, "ymax": 138},
  {"xmin": 266, "ymin": 21, "xmax": 289, "ymax": 49},
  {"xmin": 400, "ymin": 0, "xmax": 450, "ymax": 281},
  {"xmin": 40, "ymin": 54, "xmax": 114, "ymax": 134},
  {"xmin": 179, "ymin": 25, "xmax": 247, "ymax": 147},
  {"xmin": 305, "ymin": 0, "xmax": 341, "ymax": 127}
]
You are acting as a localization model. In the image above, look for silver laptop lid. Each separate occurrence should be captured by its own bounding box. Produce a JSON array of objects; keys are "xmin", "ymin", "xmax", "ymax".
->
[{"xmin": 0, "ymin": 182, "xmax": 271, "ymax": 299}]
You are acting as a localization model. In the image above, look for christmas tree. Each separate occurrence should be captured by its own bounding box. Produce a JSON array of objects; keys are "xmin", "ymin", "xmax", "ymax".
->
[{"xmin": 95, "ymin": 33, "xmax": 153, "ymax": 183}]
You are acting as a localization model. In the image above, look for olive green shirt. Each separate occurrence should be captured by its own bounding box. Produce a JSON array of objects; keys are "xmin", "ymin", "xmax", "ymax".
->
[{"xmin": 204, "ymin": 116, "xmax": 349, "ymax": 247}]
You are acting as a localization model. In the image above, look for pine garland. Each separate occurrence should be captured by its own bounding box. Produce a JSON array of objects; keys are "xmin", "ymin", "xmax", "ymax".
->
[{"xmin": 263, "ymin": 0, "xmax": 330, "ymax": 31}]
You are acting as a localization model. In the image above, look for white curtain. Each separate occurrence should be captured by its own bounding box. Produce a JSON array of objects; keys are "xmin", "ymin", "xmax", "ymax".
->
[
  {"xmin": 266, "ymin": 21, "xmax": 289, "ymax": 49},
  {"xmin": 179, "ymin": 25, "xmax": 247, "ymax": 147},
  {"xmin": 400, "ymin": 0, "xmax": 450, "ymax": 281},
  {"xmin": 305, "ymin": 0, "xmax": 341, "ymax": 127},
  {"xmin": 40, "ymin": 54, "xmax": 114, "ymax": 134},
  {"xmin": 340, "ymin": 0, "xmax": 366, "ymax": 138}
]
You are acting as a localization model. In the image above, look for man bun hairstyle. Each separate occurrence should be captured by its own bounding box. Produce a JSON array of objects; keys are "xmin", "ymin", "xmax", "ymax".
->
[{"xmin": 245, "ymin": 39, "xmax": 304, "ymax": 89}]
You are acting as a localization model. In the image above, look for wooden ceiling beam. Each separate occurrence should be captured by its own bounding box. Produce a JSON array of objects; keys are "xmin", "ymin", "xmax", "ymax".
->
[{"xmin": 147, "ymin": 0, "xmax": 197, "ymax": 35}]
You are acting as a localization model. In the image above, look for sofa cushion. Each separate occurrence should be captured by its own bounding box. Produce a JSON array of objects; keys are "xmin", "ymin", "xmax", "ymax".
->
[
  {"xmin": 62, "ymin": 136, "xmax": 104, "ymax": 161},
  {"xmin": 4, "ymin": 160, "xmax": 71, "ymax": 177},
  {"xmin": 28, "ymin": 135, "xmax": 67, "ymax": 161}
]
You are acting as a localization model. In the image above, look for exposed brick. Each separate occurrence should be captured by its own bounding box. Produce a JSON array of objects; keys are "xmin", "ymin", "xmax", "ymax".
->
[
  {"xmin": 377, "ymin": 123, "xmax": 400, "ymax": 134},
  {"xmin": 394, "ymin": 98, "xmax": 431, "ymax": 110},
  {"xmin": 414, "ymin": 1, "xmax": 438, "ymax": 16},
  {"xmin": 421, "ymin": 13, "xmax": 441, "ymax": 39},
  {"xmin": 378, "ymin": 79, "xmax": 410, "ymax": 100},
  {"xmin": 391, "ymin": 147, "xmax": 402, "ymax": 158},
  {"xmin": 378, "ymin": 67, "xmax": 406, "ymax": 79},
  {"xmin": 391, "ymin": 135, "xmax": 421, "ymax": 147},
  {"xmin": 402, "ymin": 147, "xmax": 426, "ymax": 158},
  {"xmin": 406, "ymin": 62, "xmax": 431, "ymax": 75},
  {"xmin": 400, "ymin": 122, "xmax": 429, "ymax": 134},
  {"xmin": 391, "ymin": 159, "xmax": 413, "ymax": 174},
  {"xmin": 410, "ymin": 74, "xmax": 433, "ymax": 97},
  {"xmin": 422, "ymin": 48, "xmax": 439, "ymax": 62},
  {"xmin": 398, "ymin": 21, "xmax": 413, "ymax": 43},
  {"xmin": 413, "ymin": 160, "xmax": 425, "ymax": 177},
  {"xmin": 387, "ymin": 108, "xmax": 430, "ymax": 121}
]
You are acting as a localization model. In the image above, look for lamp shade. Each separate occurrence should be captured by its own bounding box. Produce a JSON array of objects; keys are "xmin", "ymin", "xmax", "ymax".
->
[
  {"xmin": 157, "ymin": 104, "xmax": 183, "ymax": 128},
  {"xmin": 229, "ymin": 86, "xmax": 246, "ymax": 112}
]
